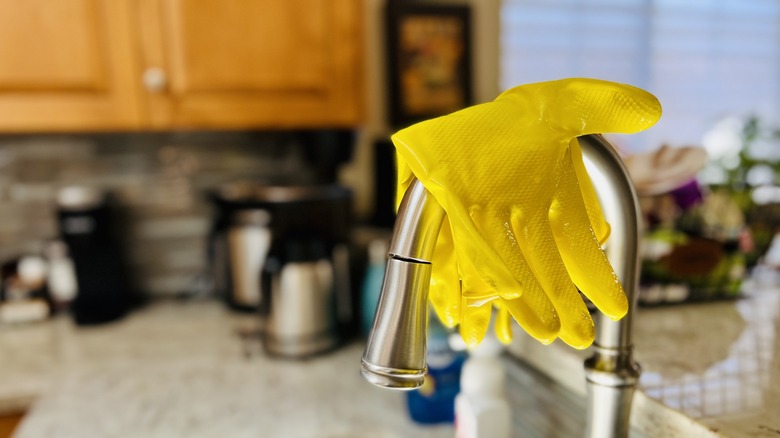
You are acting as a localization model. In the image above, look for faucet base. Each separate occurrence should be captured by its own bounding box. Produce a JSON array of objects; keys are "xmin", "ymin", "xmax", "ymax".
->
[
  {"xmin": 583, "ymin": 379, "xmax": 637, "ymax": 438},
  {"xmin": 361, "ymin": 359, "xmax": 426, "ymax": 390},
  {"xmin": 583, "ymin": 343, "xmax": 641, "ymax": 438}
]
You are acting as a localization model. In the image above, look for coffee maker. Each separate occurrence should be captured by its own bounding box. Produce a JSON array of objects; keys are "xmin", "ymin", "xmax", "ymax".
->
[{"xmin": 209, "ymin": 182, "xmax": 353, "ymax": 358}]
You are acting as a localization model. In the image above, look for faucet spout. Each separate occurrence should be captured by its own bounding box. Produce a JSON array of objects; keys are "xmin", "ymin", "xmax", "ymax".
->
[{"xmin": 361, "ymin": 179, "xmax": 445, "ymax": 389}]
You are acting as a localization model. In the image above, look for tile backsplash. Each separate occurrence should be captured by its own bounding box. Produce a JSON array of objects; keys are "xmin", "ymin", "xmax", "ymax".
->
[{"xmin": 0, "ymin": 130, "xmax": 352, "ymax": 296}]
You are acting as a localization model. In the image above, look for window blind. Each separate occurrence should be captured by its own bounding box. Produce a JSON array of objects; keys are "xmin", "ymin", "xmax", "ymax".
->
[{"xmin": 501, "ymin": 0, "xmax": 780, "ymax": 152}]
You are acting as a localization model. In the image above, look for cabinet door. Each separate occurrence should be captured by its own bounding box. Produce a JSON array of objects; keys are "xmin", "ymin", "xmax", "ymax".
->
[
  {"xmin": 140, "ymin": 0, "xmax": 364, "ymax": 129},
  {"xmin": 0, "ymin": 0, "xmax": 141, "ymax": 131}
]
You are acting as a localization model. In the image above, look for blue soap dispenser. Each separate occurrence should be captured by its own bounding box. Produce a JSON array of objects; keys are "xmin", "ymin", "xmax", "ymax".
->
[{"xmin": 406, "ymin": 311, "xmax": 465, "ymax": 424}]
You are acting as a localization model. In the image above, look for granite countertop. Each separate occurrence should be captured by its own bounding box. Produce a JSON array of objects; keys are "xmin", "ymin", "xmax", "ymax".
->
[
  {"xmin": 0, "ymin": 301, "xmax": 452, "ymax": 438},
  {"xmin": 2, "ymin": 284, "xmax": 779, "ymax": 437}
]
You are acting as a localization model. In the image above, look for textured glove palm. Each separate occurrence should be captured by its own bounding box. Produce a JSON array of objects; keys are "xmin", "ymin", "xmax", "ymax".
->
[{"xmin": 393, "ymin": 78, "xmax": 662, "ymax": 349}]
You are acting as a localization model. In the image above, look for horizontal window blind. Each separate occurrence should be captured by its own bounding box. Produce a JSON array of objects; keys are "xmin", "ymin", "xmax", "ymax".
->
[{"xmin": 501, "ymin": 0, "xmax": 780, "ymax": 152}]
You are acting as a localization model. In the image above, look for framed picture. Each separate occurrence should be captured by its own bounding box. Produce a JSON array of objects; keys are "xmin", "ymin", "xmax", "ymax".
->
[{"xmin": 386, "ymin": 4, "xmax": 473, "ymax": 128}]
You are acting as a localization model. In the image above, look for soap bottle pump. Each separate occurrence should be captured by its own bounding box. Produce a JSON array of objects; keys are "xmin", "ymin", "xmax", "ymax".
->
[{"xmin": 454, "ymin": 329, "xmax": 511, "ymax": 438}]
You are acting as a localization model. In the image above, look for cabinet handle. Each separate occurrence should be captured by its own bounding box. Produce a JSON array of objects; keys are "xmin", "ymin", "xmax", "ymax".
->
[{"xmin": 143, "ymin": 68, "xmax": 167, "ymax": 93}]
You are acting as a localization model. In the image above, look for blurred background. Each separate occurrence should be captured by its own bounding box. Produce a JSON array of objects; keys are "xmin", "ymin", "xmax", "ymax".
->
[{"xmin": 0, "ymin": 1, "xmax": 779, "ymax": 437}]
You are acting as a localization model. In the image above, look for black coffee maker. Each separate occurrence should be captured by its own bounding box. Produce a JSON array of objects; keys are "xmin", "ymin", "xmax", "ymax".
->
[{"xmin": 57, "ymin": 186, "xmax": 136, "ymax": 325}]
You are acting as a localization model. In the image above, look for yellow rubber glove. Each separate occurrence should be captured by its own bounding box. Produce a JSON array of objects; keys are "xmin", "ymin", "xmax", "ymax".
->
[{"xmin": 393, "ymin": 78, "xmax": 661, "ymax": 349}]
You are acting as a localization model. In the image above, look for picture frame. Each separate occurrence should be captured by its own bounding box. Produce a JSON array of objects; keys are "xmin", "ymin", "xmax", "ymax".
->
[{"xmin": 386, "ymin": 4, "xmax": 473, "ymax": 128}]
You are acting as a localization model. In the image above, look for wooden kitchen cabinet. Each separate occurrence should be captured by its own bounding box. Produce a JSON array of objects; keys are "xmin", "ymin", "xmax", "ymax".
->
[
  {"xmin": 0, "ymin": 0, "xmax": 364, "ymax": 132},
  {"xmin": 0, "ymin": 0, "xmax": 142, "ymax": 131},
  {"xmin": 138, "ymin": 0, "xmax": 364, "ymax": 129}
]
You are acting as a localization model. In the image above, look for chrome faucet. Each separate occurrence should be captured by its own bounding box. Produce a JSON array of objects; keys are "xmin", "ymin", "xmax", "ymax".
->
[{"xmin": 361, "ymin": 134, "xmax": 641, "ymax": 438}]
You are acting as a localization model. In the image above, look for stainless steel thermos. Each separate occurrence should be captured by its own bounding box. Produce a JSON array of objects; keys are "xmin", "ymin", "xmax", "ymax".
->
[{"xmin": 262, "ymin": 238, "xmax": 339, "ymax": 357}]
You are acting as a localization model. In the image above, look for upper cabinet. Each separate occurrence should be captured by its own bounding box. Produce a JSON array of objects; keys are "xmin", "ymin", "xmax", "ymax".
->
[
  {"xmin": 0, "ymin": 0, "xmax": 141, "ymax": 131},
  {"xmin": 140, "ymin": 0, "xmax": 364, "ymax": 129},
  {"xmin": 0, "ymin": 0, "xmax": 364, "ymax": 132}
]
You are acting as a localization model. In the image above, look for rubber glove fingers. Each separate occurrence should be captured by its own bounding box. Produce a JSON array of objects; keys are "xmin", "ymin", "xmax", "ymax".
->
[
  {"xmin": 569, "ymin": 138, "xmax": 611, "ymax": 244},
  {"xmin": 460, "ymin": 203, "xmax": 524, "ymax": 301},
  {"xmin": 463, "ymin": 203, "xmax": 564, "ymax": 342},
  {"xmin": 500, "ymin": 295, "xmax": 559, "ymax": 345},
  {"xmin": 451, "ymin": 221, "xmax": 562, "ymax": 346},
  {"xmin": 509, "ymin": 206, "xmax": 595, "ymax": 349},
  {"xmin": 459, "ymin": 296, "xmax": 493, "ymax": 347},
  {"xmin": 550, "ymin": 149, "xmax": 628, "ymax": 320},
  {"xmin": 493, "ymin": 300, "xmax": 514, "ymax": 345},
  {"xmin": 429, "ymin": 218, "xmax": 461, "ymax": 328}
]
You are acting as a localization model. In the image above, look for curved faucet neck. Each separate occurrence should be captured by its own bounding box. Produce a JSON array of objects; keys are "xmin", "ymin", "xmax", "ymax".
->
[{"xmin": 579, "ymin": 134, "xmax": 642, "ymax": 351}]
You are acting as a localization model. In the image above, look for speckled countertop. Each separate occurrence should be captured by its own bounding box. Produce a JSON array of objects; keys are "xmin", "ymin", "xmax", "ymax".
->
[
  {"xmin": 2, "ymin": 284, "xmax": 779, "ymax": 438},
  {"xmin": 1, "ymin": 301, "xmax": 453, "ymax": 438}
]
